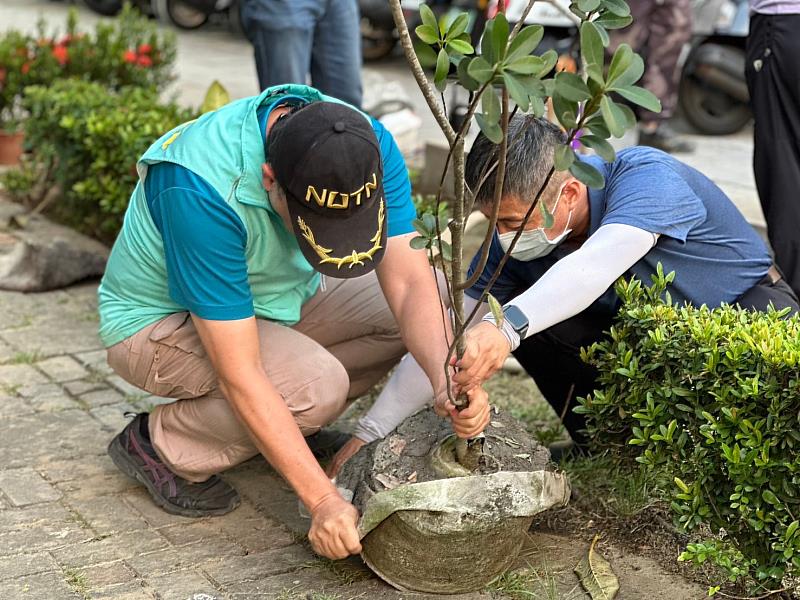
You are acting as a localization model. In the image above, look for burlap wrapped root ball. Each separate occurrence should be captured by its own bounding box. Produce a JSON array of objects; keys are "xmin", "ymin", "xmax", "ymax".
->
[{"xmin": 337, "ymin": 408, "xmax": 571, "ymax": 594}]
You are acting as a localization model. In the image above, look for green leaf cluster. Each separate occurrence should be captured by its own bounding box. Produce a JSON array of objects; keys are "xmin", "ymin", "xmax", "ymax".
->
[
  {"xmin": 410, "ymin": 207, "xmax": 453, "ymax": 261},
  {"xmin": 577, "ymin": 265, "xmax": 800, "ymax": 591},
  {"xmin": 6, "ymin": 79, "xmax": 195, "ymax": 242}
]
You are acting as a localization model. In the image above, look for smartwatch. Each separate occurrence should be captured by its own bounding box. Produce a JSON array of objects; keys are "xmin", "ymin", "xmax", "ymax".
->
[{"xmin": 502, "ymin": 305, "xmax": 529, "ymax": 339}]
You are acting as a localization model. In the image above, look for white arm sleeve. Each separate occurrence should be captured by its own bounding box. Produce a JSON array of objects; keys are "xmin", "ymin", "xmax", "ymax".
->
[
  {"xmin": 353, "ymin": 295, "xmax": 489, "ymax": 443},
  {"xmin": 485, "ymin": 224, "xmax": 658, "ymax": 349}
]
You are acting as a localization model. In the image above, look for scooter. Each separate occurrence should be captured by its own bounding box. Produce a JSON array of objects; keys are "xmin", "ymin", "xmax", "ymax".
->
[
  {"xmin": 150, "ymin": 0, "xmax": 240, "ymax": 31},
  {"xmin": 679, "ymin": 0, "xmax": 750, "ymax": 135}
]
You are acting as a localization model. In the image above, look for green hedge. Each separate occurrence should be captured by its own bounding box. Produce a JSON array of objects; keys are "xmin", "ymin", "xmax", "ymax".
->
[
  {"xmin": 577, "ymin": 266, "xmax": 800, "ymax": 591},
  {"xmin": 15, "ymin": 79, "xmax": 195, "ymax": 242}
]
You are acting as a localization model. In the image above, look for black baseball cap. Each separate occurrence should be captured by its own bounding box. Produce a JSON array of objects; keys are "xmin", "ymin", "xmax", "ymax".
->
[{"xmin": 268, "ymin": 102, "xmax": 387, "ymax": 279}]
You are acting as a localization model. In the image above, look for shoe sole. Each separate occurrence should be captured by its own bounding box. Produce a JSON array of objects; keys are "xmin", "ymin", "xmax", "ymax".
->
[{"xmin": 107, "ymin": 434, "xmax": 240, "ymax": 518}]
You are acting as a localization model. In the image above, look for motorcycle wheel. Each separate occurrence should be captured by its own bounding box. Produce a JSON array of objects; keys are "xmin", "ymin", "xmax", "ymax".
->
[
  {"xmin": 82, "ymin": 0, "xmax": 123, "ymax": 16},
  {"xmin": 361, "ymin": 18, "xmax": 396, "ymax": 61},
  {"xmin": 679, "ymin": 71, "xmax": 751, "ymax": 136},
  {"xmin": 152, "ymin": 0, "xmax": 209, "ymax": 29}
]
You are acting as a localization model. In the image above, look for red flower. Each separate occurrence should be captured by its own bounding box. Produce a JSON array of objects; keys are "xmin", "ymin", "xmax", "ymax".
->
[
  {"xmin": 52, "ymin": 44, "xmax": 69, "ymax": 66},
  {"xmin": 21, "ymin": 62, "xmax": 30, "ymax": 75},
  {"xmin": 123, "ymin": 49, "xmax": 137, "ymax": 64},
  {"xmin": 137, "ymin": 43, "xmax": 152, "ymax": 55},
  {"xmin": 136, "ymin": 54, "xmax": 153, "ymax": 68}
]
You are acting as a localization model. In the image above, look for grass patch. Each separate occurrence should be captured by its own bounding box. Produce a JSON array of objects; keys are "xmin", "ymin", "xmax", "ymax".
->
[
  {"xmin": 304, "ymin": 557, "xmax": 372, "ymax": 586},
  {"xmin": 487, "ymin": 563, "xmax": 582, "ymax": 600},
  {"xmin": 561, "ymin": 454, "xmax": 668, "ymax": 519},
  {"xmin": 0, "ymin": 383, "xmax": 22, "ymax": 396},
  {"xmin": 63, "ymin": 568, "xmax": 89, "ymax": 598},
  {"xmin": 7, "ymin": 350, "xmax": 42, "ymax": 365}
]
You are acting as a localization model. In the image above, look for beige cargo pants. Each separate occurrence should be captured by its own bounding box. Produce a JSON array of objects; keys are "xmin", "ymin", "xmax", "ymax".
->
[{"xmin": 106, "ymin": 272, "xmax": 405, "ymax": 482}]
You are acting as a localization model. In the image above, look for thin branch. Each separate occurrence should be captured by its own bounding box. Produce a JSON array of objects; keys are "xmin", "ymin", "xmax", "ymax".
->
[
  {"xmin": 511, "ymin": 0, "xmax": 539, "ymax": 38},
  {"xmin": 458, "ymin": 88, "xmax": 510, "ymax": 291},
  {"xmin": 388, "ymin": 0, "xmax": 456, "ymax": 145}
]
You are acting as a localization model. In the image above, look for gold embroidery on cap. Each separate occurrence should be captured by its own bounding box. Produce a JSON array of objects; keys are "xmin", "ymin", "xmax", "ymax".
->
[
  {"xmin": 305, "ymin": 173, "xmax": 378, "ymax": 210},
  {"xmin": 297, "ymin": 200, "xmax": 385, "ymax": 269}
]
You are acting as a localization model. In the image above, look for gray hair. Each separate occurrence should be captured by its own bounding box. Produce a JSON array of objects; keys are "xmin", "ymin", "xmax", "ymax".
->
[{"xmin": 465, "ymin": 115, "xmax": 566, "ymax": 208}]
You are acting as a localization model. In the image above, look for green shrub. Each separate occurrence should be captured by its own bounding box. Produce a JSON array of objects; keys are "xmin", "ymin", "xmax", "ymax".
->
[
  {"xmin": 0, "ymin": 5, "xmax": 175, "ymax": 130},
  {"xmin": 14, "ymin": 79, "xmax": 195, "ymax": 241},
  {"xmin": 576, "ymin": 266, "xmax": 800, "ymax": 591}
]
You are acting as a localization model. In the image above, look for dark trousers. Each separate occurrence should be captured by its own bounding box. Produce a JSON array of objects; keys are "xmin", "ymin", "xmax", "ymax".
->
[
  {"xmin": 513, "ymin": 278, "xmax": 799, "ymax": 447},
  {"xmin": 746, "ymin": 13, "xmax": 800, "ymax": 297}
]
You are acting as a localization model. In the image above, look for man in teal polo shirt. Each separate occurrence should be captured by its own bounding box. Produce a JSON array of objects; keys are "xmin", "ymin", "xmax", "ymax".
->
[{"xmin": 99, "ymin": 85, "xmax": 490, "ymax": 560}]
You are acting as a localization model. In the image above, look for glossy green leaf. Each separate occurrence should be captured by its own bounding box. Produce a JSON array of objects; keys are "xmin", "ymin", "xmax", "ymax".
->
[
  {"xmin": 555, "ymin": 71, "xmax": 592, "ymax": 102},
  {"xmin": 482, "ymin": 88, "xmax": 501, "ymax": 123},
  {"xmin": 530, "ymin": 95, "xmax": 546, "ymax": 117},
  {"xmin": 570, "ymin": 159, "xmax": 606, "ymax": 188},
  {"xmin": 447, "ymin": 38, "xmax": 474, "ymax": 55},
  {"xmin": 457, "ymin": 57, "xmax": 481, "ymax": 91},
  {"xmin": 603, "ymin": 0, "xmax": 631, "ymax": 17},
  {"xmin": 580, "ymin": 134, "xmax": 616, "ymax": 162},
  {"xmin": 446, "ymin": 12, "xmax": 470, "ymax": 40},
  {"xmin": 615, "ymin": 85, "xmax": 662, "ymax": 113},
  {"xmin": 419, "ymin": 4, "xmax": 437, "ymax": 30},
  {"xmin": 414, "ymin": 41, "xmax": 438, "ymax": 67},
  {"xmin": 595, "ymin": 13, "xmax": 633, "ymax": 29},
  {"xmin": 538, "ymin": 49, "xmax": 559, "ymax": 78},
  {"xmin": 606, "ymin": 43, "xmax": 634, "ymax": 87},
  {"xmin": 415, "ymin": 24, "xmax": 439, "ymax": 45},
  {"xmin": 763, "ymin": 490, "xmax": 780, "ymax": 505},
  {"xmin": 505, "ymin": 54, "xmax": 544, "ymax": 75},
  {"xmin": 467, "ymin": 56, "xmax": 494, "ymax": 83},
  {"xmin": 554, "ymin": 144, "xmax": 576, "ymax": 171},
  {"xmin": 506, "ymin": 24, "xmax": 544, "ymax": 62},
  {"xmin": 410, "ymin": 235, "xmax": 429, "ymax": 250},
  {"xmin": 612, "ymin": 53, "xmax": 644, "ymax": 88},
  {"xmin": 580, "ymin": 22, "xmax": 605, "ymax": 83},
  {"xmin": 434, "ymin": 47, "xmax": 450, "ymax": 88},
  {"xmin": 595, "ymin": 22, "xmax": 610, "ymax": 46},
  {"xmin": 552, "ymin": 93, "xmax": 578, "ymax": 129},
  {"xmin": 488, "ymin": 293, "xmax": 504, "ymax": 327},
  {"xmin": 492, "ymin": 12, "xmax": 510, "ymax": 61},
  {"xmin": 438, "ymin": 239, "xmax": 453, "ymax": 261},
  {"xmin": 600, "ymin": 95, "xmax": 626, "ymax": 137},
  {"xmin": 503, "ymin": 72, "xmax": 530, "ymax": 111},
  {"xmin": 475, "ymin": 113, "xmax": 504, "ymax": 143},
  {"xmin": 577, "ymin": 0, "xmax": 602, "ymax": 12}
]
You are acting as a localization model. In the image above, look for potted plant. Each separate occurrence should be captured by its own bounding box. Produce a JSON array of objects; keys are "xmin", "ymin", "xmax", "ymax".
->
[{"xmin": 338, "ymin": 0, "xmax": 661, "ymax": 593}]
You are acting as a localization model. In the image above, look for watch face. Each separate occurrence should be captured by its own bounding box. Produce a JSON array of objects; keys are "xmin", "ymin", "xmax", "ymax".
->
[{"xmin": 503, "ymin": 305, "xmax": 529, "ymax": 334}]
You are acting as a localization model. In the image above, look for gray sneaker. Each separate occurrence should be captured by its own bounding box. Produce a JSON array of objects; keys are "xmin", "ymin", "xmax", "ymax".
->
[{"xmin": 108, "ymin": 413, "xmax": 240, "ymax": 517}]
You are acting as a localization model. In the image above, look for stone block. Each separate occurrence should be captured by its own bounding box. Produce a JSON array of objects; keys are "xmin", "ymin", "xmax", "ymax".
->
[
  {"xmin": 26, "ymin": 384, "xmax": 77, "ymax": 412},
  {"xmin": 0, "ymin": 467, "xmax": 61, "ymax": 506},
  {"xmin": 145, "ymin": 570, "xmax": 220, "ymax": 600},
  {"xmin": 51, "ymin": 530, "xmax": 168, "ymax": 569},
  {"xmin": 0, "ymin": 552, "xmax": 60, "ymax": 581},
  {"xmin": 1, "ymin": 324, "xmax": 102, "ymax": 358},
  {"xmin": 126, "ymin": 538, "xmax": 244, "ymax": 577},
  {"xmin": 0, "ymin": 571, "xmax": 83, "ymax": 600},
  {"xmin": 74, "ymin": 349, "xmax": 114, "ymax": 376},
  {"xmin": 0, "ymin": 394, "xmax": 35, "ymax": 419},
  {"xmin": 123, "ymin": 489, "xmax": 197, "ymax": 529},
  {"xmin": 81, "ymin": 561, "xmax": 137, "ymax": 589},
  {"xmin": 79, "ymin": 388, "xmax": 125, "ymax": 409},
  {"xmin": 202, "ymin": 546, "xmax": 313, "ymax": 587},
  {"xmin": 64, "ymin": 379, "xmax": 108, "ymax": 397},
  {"xmin": 0, "ymin": 363, "xmax": 49, "ymax": 393},
  {"xmin": 63, "ymin": 495, "xmax": 148, "ymax": 536},
  {"xmin": 88, "ymin": 581, "xmax": 154, "ymax": 599},
  {"xmin": 37, "ymin": 356, "xmax": 89, "ymax": 383},
  {"xmin": 90, "ymin": 403, "xmax": 138, "ymax": 433},
  {"xmin": 105, "ymin": 375, "xmax": 147, "ymax": 400},
  {"xmin": 224, "ymin": 467, "xmax": 308, "ymax": 536}
]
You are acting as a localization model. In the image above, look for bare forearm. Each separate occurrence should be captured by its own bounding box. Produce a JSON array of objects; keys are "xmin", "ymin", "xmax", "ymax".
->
[{"xmin": 220, "ymin": 371, "xmax": 337, "ymax": 510}]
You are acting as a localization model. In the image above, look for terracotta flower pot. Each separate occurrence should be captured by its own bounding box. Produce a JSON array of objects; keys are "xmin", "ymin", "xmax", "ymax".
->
[{"xmin": 0, "ymin": 130, "xmax": 24, "ymax": 166}]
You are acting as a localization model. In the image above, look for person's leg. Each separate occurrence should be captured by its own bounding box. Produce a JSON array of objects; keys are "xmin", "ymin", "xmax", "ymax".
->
[
  {"xmin": 293, "ymin": 272, "xmax": 406, "ymax": 399},
  {"xmin": 309, "ymin": 0, "xmax": 363, "ymax": 107},
  {"xmin": 239, "ymin": 0, "xmax": 319, "ymax": 91},
  {"xmin": 735, "ymin": 277, "xmax": 800, "ymax": 315},
  {"xmin": 511, "ymin": 311, "xmax": 614, "ymax": 447},
  {"xmin": 107, "ymin": 312, "xmax": 350, "ymax": 482},
  {"xmin": 746, "ymin": 14, "xmax": 800, "ymax": 297}
]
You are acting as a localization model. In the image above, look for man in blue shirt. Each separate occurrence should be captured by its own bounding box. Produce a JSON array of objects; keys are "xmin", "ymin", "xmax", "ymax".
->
[
  {"xmin": 333, "ymin": 115, "xmax": 798, "ymax": 467},
  {"xmin": 454, "ymin": 115, "xmax": 798, "ymax": 449},
  {"xmin": 100, "ymin": 89, "xmax": 490, "ymax": 561}
]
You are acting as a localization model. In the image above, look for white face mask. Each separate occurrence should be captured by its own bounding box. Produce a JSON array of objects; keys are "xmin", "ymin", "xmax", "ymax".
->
[{"xmin": 497, "ymin": 193, "xmax": 573, "ymax": 261}]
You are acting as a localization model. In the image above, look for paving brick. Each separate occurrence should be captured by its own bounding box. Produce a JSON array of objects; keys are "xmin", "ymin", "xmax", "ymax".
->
[
  {"xmin": 51, "ymin": 530, "xmax": 168, "ymax": 569},
  {"xmin": 63, "ymin": 495, "xmax": 149, "ymax": 536},
  {"xmin": 0, "ymin": 394, "xmax": 35, "ymax": 419},
  {"xmin": 123, "ymin": 489, "xmax": 198, "ymax": 529},
  {"xmin": 88, "ymin": 581, "xmax": 154, "ymax": 599},
  {"xmin": 0, "ymin": 363, "xmax": 49, "ymax": 397},
  {"xmin": 202, "ymin": 546, "xmax": 313, "ymax": 587},
  {"xmin": 26, "ymin": 384, "xmax": 78, "ymax": 412},
  {"xmin": 91, "ymin": 403, "xmax": 139, "ymax": 433},
  {"xmin": 39, "ymin": 456, "xmax": 120, "ymax": 484},
  {"xmin": 2, "ymin": 410, "xmax": 109, "ymax": 469},
  {"xmin": 0, "ymin": 571, "xmax": 83, "ymax": 600},
  {"xmin": 0, "ymin": 552, "xmax": 60, "ymax": 581},
  {"xmin": 105, "ymin": 375, "xmax": 147, "ymax": 400},
  {"xmin": 64, "ymin": 379, "xmax": 109, "ymax": 397},
  {"xmin": 126, "ymin": 538, "xmax": 245, "ymax": 577},
  {"xmin": 37, "ymin": 356, "xmax": 89, "ymax": 383},
  {"xmin": 145, "ymin": 569, "xmax": 221, "ymax": 600},
  {"xmin": 81, "ymin": 561, "xmax": 137, "ymax": 589},
  {"xmin": 222, "ymin": 571, "xmax": 334, "ymax": 599},
  {"xmin": 0, "ymin": 337, "xmax": 15, "ymax": 362},
  {"xmin": 74, "ymin": 350, "xmax": 114, "ymax": 376},
  {"xmin": 0, "ymin": 468, "xmax": 61, "ymax": 506},
  {"xmin": 2, "ymin": 324, "xmax": 102, "ymax": 358},
  {"xmin": 80, "ymin": 388, "xmax": 126, "ymax": 409}
]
